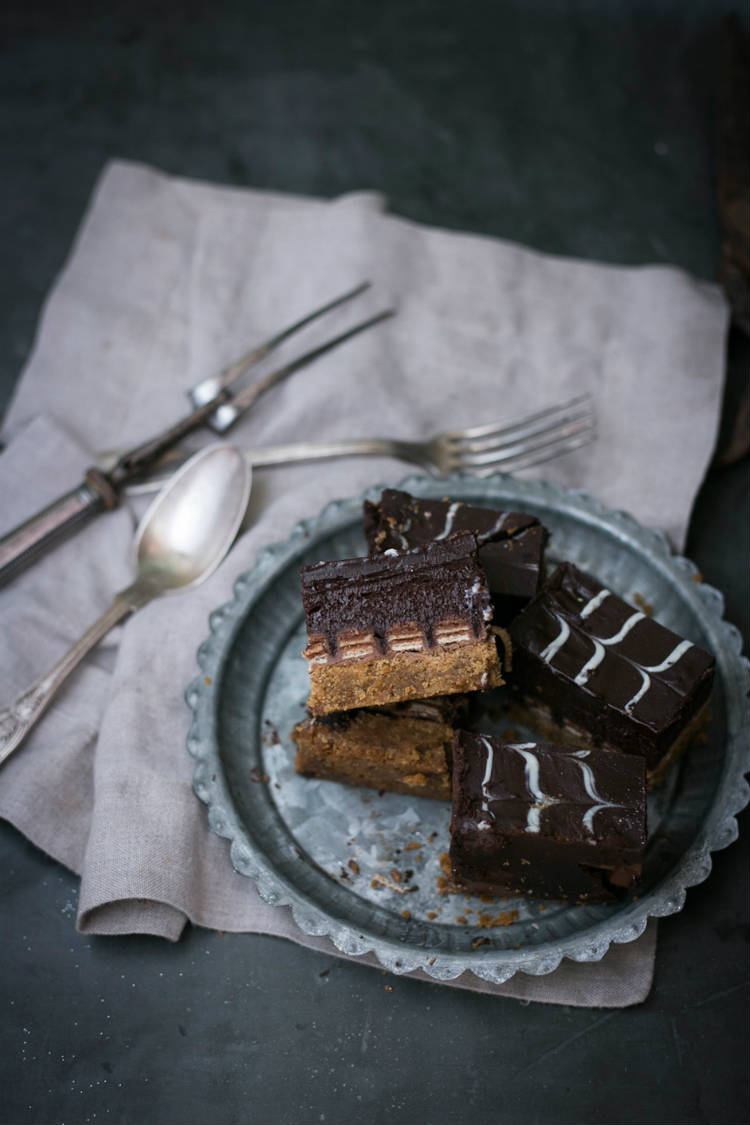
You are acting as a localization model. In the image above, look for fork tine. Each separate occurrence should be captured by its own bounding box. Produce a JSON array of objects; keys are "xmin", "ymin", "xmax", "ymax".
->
[
  {"xmin": 223, "ymin": 309, "xmax": 396, "ymax": 417},
  {"xmin": 463, "ymin": 426, "xmax": 596, "ymax": 475},
  {"xmin": 189, "ymin": 280, "xmax": 373, "ymax": 406},
  {"xmin": 450, "ymin": 415, "xmax": 594, "ymax": 468},
  {"xmin": 443, "ymin": 394, "xmax": 593, "ymax": 447},
  {"xmin": 472, "ymin": 432, "xmax": 595, "ymax": 476},
  {"xmin": 458, "ymin": 404, "xmax": 594, "ymax": 457}
]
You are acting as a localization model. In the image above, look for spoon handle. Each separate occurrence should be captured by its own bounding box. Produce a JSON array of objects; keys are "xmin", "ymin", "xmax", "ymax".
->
[{"xmin": 0, "ymin": 587, "xmax": 146, "ymax": 768}]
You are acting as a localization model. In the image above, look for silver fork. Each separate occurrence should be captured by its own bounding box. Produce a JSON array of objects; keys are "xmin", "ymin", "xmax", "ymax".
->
[{"xmin": 125, "ymin": 394, "xmax": 595, "ymax": 495}]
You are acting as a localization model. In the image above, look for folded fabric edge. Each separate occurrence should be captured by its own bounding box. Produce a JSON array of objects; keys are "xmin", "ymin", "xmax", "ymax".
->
[{"xmin": 78, "ymin": 898, "xmax": 187, "ymax": 942}]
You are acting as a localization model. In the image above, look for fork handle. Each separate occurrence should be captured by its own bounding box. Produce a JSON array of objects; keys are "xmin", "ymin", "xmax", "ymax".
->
[
  {"xmin": 248, "ymin": 437, "xmax": 407, "ymax": 466},
  {"xmin": 0, "ymin": 480, "xmax": 107, "ymax": 587},
  {"xmin": 124, "ymin": 437, "xmax": 421, "ymax": 496}
]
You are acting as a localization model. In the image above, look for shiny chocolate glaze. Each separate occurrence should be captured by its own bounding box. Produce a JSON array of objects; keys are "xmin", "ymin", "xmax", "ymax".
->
[
  {"xmin": 450, "ymin": 731, "xmax": 646, "ymax": 901},
  {"xmin": 508, "ymin": 562, "xmax": 715, "ymax": 769},
  {"xmin": 363, "ymin": 489, "xmax": 546, "ymax": 623}
]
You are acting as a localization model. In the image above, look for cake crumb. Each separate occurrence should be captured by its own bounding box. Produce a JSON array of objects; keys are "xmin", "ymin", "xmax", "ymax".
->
[
  {"xmin": 439, "ymin": 852, "xmax": 452, "ymax": 876},
  {"xmin": 472, "ymin": 937, "xmax": 491, "ymax": 950},
  {"xmin": 347, "ymin": 859, "xmax": 359, "ymax": 875},
  {"xmin": 477, "ymin": 909, "xmax": 520, "ymax": 929},
  {"xmin": 204, "ymin": 676, "xmax": 212, "ymax": 686},
  {"xmin": 456, "ymin": 916, "xmax": 468, "ymax": 925},
  {"xmin": 384, "ymin": 985, "xmax": 393, "ymax": 993},
  {"xmin": 371, "ymin": 873, "xmax": 418, "ymax": 895},
  {"xmin": 390, "ymin": 868, "xmax": 402, "ymax": 883},
  {"xmin": 404, "ymin": 841, "xmax": 421, "ymax": 852},
  {"xmin": 401, "ymin": 910, "xmax": 411, "ymax": 920},
  {"xmin": 427, "ymin": 911, "xmax": 438, "ymax": 920},
  {"xmin": 632, "ymin": 592, "xmax": 654, "ymax": 616}
]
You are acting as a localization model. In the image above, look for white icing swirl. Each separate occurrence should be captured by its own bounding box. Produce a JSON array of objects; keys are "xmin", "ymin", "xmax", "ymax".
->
[
  {"xmin": 478, "ymin": 511, "xmax": 510, "ymax": 542},
  {"xmin": 506, "ymin": 742, "xmax": 560, "ymax": 834},
  {"xmin": 539, "ymin": 613, "xmax": 570, "ymax": 663},
  {"xmin": 434, "ymin": 501, "xmax": 461, "ymax": 540},
  {"xmin": 478, "ymin": 735, "xmax": 497, "ymax": 825},
  {"xmin": 568, "ymin": 749, "xmax": 624, "ymax": 833},
  {"xmin": 574, "ymin": 610, "xmax": 644, "ymax": 686},
  {"xmin": 580, "ymin": 588, "xmax": 610, "ymax": 619},
  {"xmin": 624, "ymin": 638, "xmax": 694, "ymax": 715}
]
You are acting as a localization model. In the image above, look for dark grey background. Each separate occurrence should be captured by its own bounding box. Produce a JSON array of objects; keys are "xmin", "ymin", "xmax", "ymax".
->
[{"xmin": 1, "ymin": 3, "xmax": 748, "ymax": 1123}]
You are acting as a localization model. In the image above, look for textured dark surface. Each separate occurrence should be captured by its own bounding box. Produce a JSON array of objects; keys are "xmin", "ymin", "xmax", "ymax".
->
[{"xmin": 1, "ymin": 2, "xmax": 748, "ymax": 1124}]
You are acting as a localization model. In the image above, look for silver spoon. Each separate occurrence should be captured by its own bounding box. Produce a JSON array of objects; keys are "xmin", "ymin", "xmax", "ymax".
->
[{"xmin": 0, "ymin": 443, "xmax": 251, "ymax": 767}]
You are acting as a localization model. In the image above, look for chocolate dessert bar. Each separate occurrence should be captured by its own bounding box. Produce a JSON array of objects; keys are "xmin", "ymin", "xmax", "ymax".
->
[
  {"xmin": 300, "ymin": 532, "xmax": 505, "ymax": 715},
  {"xmin": 508, "ymin": 563, "xmax": 715, "ymax": 781},
  {"xmin": 449, "ymin": 732, "xmax": 646, "ymax": 902},
  {"xmin": 363, "ymin": 489, "xmax": 547, "ymax": 623},
  {"xmin": 292, "ymin": 697, "xmax": 469, "ymax": 800}
]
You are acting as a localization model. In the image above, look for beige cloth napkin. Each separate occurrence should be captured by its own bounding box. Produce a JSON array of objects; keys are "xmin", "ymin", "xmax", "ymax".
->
[{"xmin": 0, "ymin": 160, "xmax": 728, "ymax": 1006}]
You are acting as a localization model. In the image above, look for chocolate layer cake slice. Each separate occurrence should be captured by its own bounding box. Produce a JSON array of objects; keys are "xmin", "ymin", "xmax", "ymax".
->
[
  {"xmin": 364, "ymin": 489, "xmax": 547, "ymax": 623},
  {"xmin": 300, "ymin": 532, "xmax": 506, "ymax": 715},
  {"xmin": 508, "ymin": 562, "xmax": 715, "ymax": 782},
  {"xmin": 450, "ymin": 732, "xmax": 646, "ymax": 902},
  {"xmin": 292, "ymin": 697, "xmax": 469, "ymax": 800}
]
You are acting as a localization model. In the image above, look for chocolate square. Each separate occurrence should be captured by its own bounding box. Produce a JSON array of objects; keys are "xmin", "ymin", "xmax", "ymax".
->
[
  {"xmin": 363, "ymin": 489, "xmax": 547, "ymax": 623},
  {"xmin": 508, "ymin": 562, "xmax": 715, "ymax": 776},
  {"xmin": 449, "ymin": 732, "xmax": 646, "ymax": 901}
]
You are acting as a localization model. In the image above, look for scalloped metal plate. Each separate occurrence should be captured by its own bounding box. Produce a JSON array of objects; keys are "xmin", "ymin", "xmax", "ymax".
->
[{"xmin": 186, "ymin": 472, "xmax": 749, "ymax": 984}]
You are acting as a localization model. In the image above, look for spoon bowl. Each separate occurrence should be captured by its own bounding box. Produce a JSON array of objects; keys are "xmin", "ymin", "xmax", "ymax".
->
[
  {"xmin": 135, "ymin": 444, "xmax": 252, "ymax": 590},
  {"xmin": 0, "ymin": 443, "xmax": 251, "ymax": 766}
]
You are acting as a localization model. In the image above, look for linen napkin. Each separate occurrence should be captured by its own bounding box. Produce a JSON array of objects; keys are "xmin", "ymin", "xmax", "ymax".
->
[{"xmin": 0, "ymin": 160, "xmax": 728, "ymax": 1006}]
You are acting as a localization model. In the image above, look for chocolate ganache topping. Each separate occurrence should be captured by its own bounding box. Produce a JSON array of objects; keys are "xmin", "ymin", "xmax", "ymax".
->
[
  {"xmin": 300, "ymin": 532, "xmax": 493, "ymax": 656},
  {"xmin": 363, "ymin": 490, "xmax": 547, "ymax": 618},
  {"xmin": 363, "ymin": 488, "xmax": 540, "ymax": 551},
  {"xmin": 509, "ymin": 562, "xmax": 714, "ymax": 732},
  {"xmin": 453, "ymin": 732, "xmax": 645, "ymax": 851}
]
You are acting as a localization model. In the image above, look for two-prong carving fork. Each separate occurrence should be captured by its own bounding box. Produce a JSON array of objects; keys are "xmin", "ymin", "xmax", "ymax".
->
[{"xmin": 0, "ymin": 282, "xmax": 392, "ymax": 585}]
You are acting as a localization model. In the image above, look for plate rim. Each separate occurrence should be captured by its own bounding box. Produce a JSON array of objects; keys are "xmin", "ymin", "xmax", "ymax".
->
[{"xmin": 185, "ymin": 471, "xmax": 750, "ymax": 984}]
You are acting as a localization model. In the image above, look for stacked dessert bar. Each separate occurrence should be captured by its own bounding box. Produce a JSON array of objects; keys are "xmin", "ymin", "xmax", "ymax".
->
[
  {"xmin": 293, "ymin": 527, "xmax": 509, "ymax": 800},
  {"xmin": 293, "ymin": 488, "xmax": 715, "ymax": 903}
]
